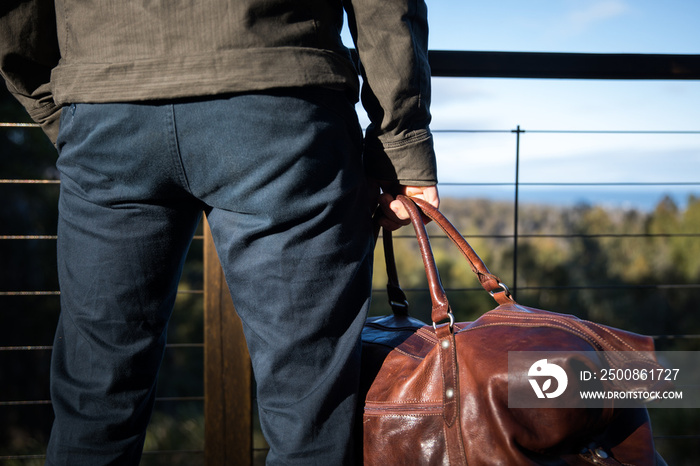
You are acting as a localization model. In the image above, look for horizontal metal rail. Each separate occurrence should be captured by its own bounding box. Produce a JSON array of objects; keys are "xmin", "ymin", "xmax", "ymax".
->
[
  {"xmin": 349, "ymin": 50, "xmax": 700, "ymax": 80},
  {"xmin": 427, "ymin": 50, "xmax": 700, "ymax": 80}
]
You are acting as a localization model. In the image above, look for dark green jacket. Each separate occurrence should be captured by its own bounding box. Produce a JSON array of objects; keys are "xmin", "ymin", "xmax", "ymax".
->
[{"xmin": 0, "ymin": 0, "xmax": 436, "ymax": 185}]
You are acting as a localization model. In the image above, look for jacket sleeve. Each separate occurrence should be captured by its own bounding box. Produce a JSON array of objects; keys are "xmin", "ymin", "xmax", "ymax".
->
[
  {"xmin": 0, "ymin": 0, "xmax": 62, "ymax": 144},
  {"xmin": 344, "ymin": 0, "xmax": 437, "ymax": 186}
]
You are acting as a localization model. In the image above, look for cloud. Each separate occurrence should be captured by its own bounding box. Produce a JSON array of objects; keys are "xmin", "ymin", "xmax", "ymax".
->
[{"xmin": 563, "ymin": 0, "xmax": 630, "ymax": 35}]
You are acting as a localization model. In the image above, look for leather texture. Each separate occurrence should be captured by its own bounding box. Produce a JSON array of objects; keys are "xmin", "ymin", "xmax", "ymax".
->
[{"xmin": 361, "ymin": 196, "xmax": 667, "ymax": 466}]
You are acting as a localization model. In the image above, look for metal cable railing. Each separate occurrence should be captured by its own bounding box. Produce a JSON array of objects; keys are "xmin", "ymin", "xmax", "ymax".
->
[
  {"xmin": 0, "ymin": 120, "xmax": 206, "ymax": 461},
  {"xmin": 3, "ymin": 50, "xmax": 700, "ymax": 465}
]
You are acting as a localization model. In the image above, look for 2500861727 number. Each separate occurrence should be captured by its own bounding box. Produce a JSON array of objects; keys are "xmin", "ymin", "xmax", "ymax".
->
[{"xmin": 599, "ymin": 368, "xmax": 679, "ymax": 381}]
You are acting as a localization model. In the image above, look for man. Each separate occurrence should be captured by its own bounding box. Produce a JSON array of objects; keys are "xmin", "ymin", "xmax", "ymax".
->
[{"xmin": 1, "ymin": 0, "xmax": 438, "ymax": 464}]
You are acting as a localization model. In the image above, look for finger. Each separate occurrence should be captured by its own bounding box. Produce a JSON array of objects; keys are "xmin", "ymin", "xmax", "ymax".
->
[
  {"xmin": 403, "ymin": 185, "xmax": 440, "ymax": 209},
  {"xmin": 379, "ymin": 193, "xmax": 410, "ymax": 222},
  {"xmin": 388, "ymin": 198, "xmax": 410, "ymax": 221},
  {"xmin": 422, "ymin": 186, "xmax": 440, "ymax": 209}
]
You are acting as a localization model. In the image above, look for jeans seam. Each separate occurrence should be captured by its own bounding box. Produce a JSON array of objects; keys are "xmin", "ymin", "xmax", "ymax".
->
[{"xmin": 167, "ymin": 104, "xmax": 194, "ymax": 194}]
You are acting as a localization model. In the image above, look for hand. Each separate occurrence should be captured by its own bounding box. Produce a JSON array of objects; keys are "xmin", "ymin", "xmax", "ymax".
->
[{"xmin": 376, "ymin": 184, "xmax": 439, "ymax": 231}]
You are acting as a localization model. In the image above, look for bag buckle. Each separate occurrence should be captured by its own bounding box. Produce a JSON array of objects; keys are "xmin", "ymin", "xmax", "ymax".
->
[
  {"xmin": 433, "ymin": 311, "xmax": 455, "ymax": 331},
  {"xmin": 489, "ymin": 282, "xmax": 511, "ymax": 298}
]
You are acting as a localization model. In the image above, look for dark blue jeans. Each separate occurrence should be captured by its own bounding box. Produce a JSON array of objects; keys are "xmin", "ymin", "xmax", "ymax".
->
[{"xmin": 47, "ymin": 89, "xmax": 374, "ymax": 465}]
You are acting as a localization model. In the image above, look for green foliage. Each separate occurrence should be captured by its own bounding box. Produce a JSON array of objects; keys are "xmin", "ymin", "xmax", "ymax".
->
[{"xmin": 141, "ymin": 403, "xmax": 205, "ymax": 466}]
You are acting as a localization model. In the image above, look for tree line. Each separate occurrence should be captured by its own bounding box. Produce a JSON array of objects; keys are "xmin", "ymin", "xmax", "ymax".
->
[{"xmin": 370, "ymin": 196, "xmax": 700, "ymax": 347}]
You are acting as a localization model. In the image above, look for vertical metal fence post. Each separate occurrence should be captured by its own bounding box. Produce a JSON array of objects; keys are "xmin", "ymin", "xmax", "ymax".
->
[
  {"xmin": 203, "ymin": 217, "xmax": 253, "ymax": 466},
  {"xmin": 511, "ymin": 125, "xmax": 523, "ymax": 299}
]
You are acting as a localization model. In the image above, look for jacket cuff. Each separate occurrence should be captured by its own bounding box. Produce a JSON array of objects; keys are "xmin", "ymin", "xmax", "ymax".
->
[{"xmin": 364, "ymin": 129, "xmax": 437, "ymax": 186}]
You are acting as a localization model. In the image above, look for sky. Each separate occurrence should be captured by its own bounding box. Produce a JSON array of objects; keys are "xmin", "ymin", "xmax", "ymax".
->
[{"xmin": 347, "ymin": 0, "xmax": 700, "ymax": 210}]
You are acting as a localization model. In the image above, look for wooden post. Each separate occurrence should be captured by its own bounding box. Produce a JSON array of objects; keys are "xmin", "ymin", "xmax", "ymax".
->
[{"xmin": 203, "ymin": 217, "xmax": 253, "ymax": 466}]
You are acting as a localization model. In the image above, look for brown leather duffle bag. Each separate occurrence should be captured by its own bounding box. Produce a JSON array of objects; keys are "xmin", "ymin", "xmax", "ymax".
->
[{"xmin": 360, "ymin": 196, "xmax": 667, "ymax": 465}]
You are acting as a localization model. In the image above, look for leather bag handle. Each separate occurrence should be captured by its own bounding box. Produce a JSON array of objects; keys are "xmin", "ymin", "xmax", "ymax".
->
[
  {"xmin": 373, "ymin": 210, "xmax": 411, "ymax": 316},
  {"xmin": 382, "ymin": 229, "xmax": 410, "ymax": 316},
  {"xmin": 395, "ymin": 195, "xmax": 515, "ymax": 325}
]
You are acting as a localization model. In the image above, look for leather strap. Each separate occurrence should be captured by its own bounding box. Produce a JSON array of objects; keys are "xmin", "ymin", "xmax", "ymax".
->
[
  {"xmin": 382, "ymin": 230, "xmax": 410, "ymax": 316},
  {"xmin": 376, "ymin": 196, "xmax": 514, "ymax": 321},
  {"xmin": 398, "ymin": 196, "xmax": 452, "ymax": 325},
  {"xmin": 438, "ymin": 326, "xmax": 468, "ymax": 464},
  {"xmin": 398, "ymin": 198, "xmax": 467, "ymax": 463},
  {"xmin": 398, "ymin": 196, "xmax": 516, "ymax": 308}
]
